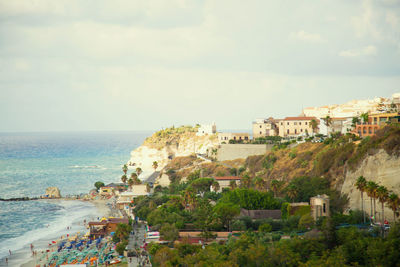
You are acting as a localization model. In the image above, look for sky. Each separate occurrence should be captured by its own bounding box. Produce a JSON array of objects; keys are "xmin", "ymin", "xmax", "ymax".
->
[{"xmin": 0, "ymin": 0, "xmax": 399, "ymax": 132}]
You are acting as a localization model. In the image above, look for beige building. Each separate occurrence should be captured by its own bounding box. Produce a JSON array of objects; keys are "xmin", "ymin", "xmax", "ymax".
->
[
  {"xmin": 211, "ymin": 176, "xmax": 241, "ymax": 192},
  {"xmin": 278, "ymin": 117, "xmax": 319, "ymax": 137},
  {"xmin": 218, "ymin": 133, "xmax": 249, "ymax": 144},
  {"xmin": 310, "ymin": 194, "xmax": 330, "ymax": 221},
  {"xmin": 252, "ymin": 118, "xmax": 278, "ymax": 138}
]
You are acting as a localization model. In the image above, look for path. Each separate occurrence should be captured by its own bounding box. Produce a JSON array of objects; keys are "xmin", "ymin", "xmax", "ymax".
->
[{"xmin": 127, "ymin": 223, "xmax": 151, "ymax": 267}]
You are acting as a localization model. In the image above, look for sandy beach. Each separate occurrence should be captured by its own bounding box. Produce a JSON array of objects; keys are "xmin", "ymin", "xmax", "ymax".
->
[{"xmin": 1, "ymin": 198, "xmax": 115, "ymax": 267}]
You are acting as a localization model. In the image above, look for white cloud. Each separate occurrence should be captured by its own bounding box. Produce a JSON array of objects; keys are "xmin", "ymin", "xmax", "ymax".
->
[
  {"xmin": 339, "ymin": 45, "xmax": 377, "ymax": 57},
  {"xmin": 290, "ymin": 30, "xmax": 325, "ymax": 43}
]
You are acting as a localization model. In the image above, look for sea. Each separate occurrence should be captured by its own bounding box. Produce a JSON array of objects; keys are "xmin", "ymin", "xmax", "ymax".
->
[{"xmin": 0, "ymin": 131, "xmax": 148, "ymax": 265}]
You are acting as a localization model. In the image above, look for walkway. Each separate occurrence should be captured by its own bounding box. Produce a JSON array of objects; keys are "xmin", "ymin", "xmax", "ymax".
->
[{"xmin": 127, "ymin": 222, "xmax": 151, "ymax": 267}]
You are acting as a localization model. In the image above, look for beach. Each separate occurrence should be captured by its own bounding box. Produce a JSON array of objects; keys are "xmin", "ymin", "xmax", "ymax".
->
[{"xmin": 0, "ymin": 198, "xmax": 115, "ymax": 267}]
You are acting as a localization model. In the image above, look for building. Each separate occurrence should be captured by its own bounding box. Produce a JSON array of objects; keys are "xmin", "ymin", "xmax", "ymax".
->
[
  {"xmin": 278, "ymin": 117, "xmax": 319, "ymax": 137},
  {"xmin": 239, "ymin": 209, "xmax": 281, "ymax": 220},
  {"xmin": 353, "ymin": 112, "xmax": 400, "ymax": 137},
  {"xmin": 211, "ymin": 176, "xmax": 241, "ymax": 192},
  {"xmin": 218, "ymin": 133, "xmax": 250, "ymax": 144},
  {"xmin": 310, "ymin": 194, "xmax": 330, "ymax": 221},
  {"xmin": 99, "ymin": 183, "xmax": 126, "ymax": 196},
  {"xmin": 318, "ymin": 117, "xmax": 353, "ymax": 136},
  {"xmin": 116, "ymin": 185, "xmax": 150, "ymax": 211},
  {"xmin": 252, "ymin": 118, "xmax": 278, "ymax": 139},
  {"xmin": 196, "ymin": 123, "xmax": 217, "ymax": 136},
  {"xmin": 88, "ymin": 218, "xmax": 129, "ymax": 239}
]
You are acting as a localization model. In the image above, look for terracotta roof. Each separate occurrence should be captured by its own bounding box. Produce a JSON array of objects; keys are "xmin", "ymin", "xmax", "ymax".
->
[
  {"xmin": 89, "ymin": 222, "xmax": 107, "ymax": 225},
  {"xmin": 214, "ymin": 176, "xmax": 242, "ymax": 180},
  {"xmin": 283, "ymin": 116, "xmax": 316, "ymax": 121}
]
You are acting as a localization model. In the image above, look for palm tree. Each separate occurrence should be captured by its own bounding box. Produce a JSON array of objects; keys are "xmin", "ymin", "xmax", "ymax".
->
[
  {"xmin": 355, "ymin": 176, "xmax": 367, "ymax": 223},
  {"xmin": 241, "ymin": 174, "xmax": 252, "ymax": 188},
  {"xmin": 377, "ymin": 185, "xmax": 389, "ymax": 224},
  {"xmin": 130, "ymin": 173, "xmax": 141, "ymax": 185},
  {"xmin": 366, "ymin": 181, "xmax": 378, "ymax": 220},
  {"xmin": 229, "ymin": 180, "xmax": 237, "ymax": 190},
  {"xmin": 352, "ymin": 117, "xmax": 360, "ymax": 128},
  {"xmin": 322, "ymin": 116, "xmax": 332, "ymax": 136},
  {"xmin": 121, "ymin": 174, "xmax": 127, "ymax": 184},
  {"xmin": 360, "ymin": 112, "xmax": 369, "ymax": 124},
  {"xmin": 152, "ymin": 161, "xmax": 158, "ymax": 171},
  {"xmin": 387, "ymin": 192, "xmax": 400, "ymax": 222},
  {"xmin": 122, "ymin": 164, "xmax": 128, "ymax": 175},
  {"xmin": 254, "ymin": 177, "xmax": 265, "ymax": 191},
  {"xmin": 271, "ymin": 179, "xmax": 284, "ymax": 197},
  {"xmin": 211, "ymin": 181, "xmax": 220, "ymax": 192},
  {"xmin": 183, "ymin": 187, "xmax": 196, "ymax": 211},
  {"xmin": 286, "ymin": 185, "xmax": 298, "ymax": 203},
  {"xmin": 136, "ymin": 167, "xmax": 143, "ymax": 177},
  {"xmin": 128, "ymin": 178, "xmax": 134, "ymax": 189},
  {"xmin": 310, "ymin": 119, "xmax": 319, "ymax": 135}
]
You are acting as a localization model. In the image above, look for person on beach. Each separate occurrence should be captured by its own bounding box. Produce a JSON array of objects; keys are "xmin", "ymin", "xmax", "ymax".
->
[
  {"xmin": 8, "ymin": 249, "xmax": 11, "ymax": 256},
  {"xmin": 5, "ymin": 258, "xmax": 7, "ymax": 264}
]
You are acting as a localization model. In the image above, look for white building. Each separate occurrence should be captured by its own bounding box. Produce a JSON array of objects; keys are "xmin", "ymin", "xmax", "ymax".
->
[{"xmin": 196, "ymin": 123, "xmax": 217, "ymax": 136}]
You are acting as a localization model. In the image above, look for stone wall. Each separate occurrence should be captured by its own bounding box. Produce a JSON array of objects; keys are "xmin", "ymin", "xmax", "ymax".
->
[{"xmin": 216, "ymin": 144, "xmax": 272, "ymax": 161}]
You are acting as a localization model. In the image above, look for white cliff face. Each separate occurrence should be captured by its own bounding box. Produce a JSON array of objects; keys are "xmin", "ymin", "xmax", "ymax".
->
[
  {"xmin": 128, "ymin": 134, "xmax": 219, "ymax": 174},
  {"xmin": 340, "ymin": 150, "xmax": 400, "ymax": 221}
]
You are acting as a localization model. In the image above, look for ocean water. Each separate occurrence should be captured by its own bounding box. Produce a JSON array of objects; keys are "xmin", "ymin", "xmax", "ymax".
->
[{"xmin": 0, "ymin": 131, "xmax": 148, "ymax": 263}]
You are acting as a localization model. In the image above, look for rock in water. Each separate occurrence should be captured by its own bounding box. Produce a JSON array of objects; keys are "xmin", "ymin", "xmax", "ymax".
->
[{"xmin": 45, "ymin": 187, "xmax": 61, "ymax": 198}]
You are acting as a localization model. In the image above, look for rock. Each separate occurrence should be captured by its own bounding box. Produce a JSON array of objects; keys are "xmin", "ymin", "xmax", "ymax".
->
[{"xmin": 45, "ymin": 187, "xmax": 61, "ymax": 198}]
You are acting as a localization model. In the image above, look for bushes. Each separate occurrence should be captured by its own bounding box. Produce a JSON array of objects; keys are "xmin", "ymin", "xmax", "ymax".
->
[
  {"xmin": 116, "ymin": 240, "xmax": 128, "ymax": 255},
  {"xmin": 221, "ymin": 188, "xmax": 281, "ymax": 210}
]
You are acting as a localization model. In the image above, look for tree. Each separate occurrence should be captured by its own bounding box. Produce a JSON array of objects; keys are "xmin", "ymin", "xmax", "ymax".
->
[
  {"xmin": 259, "ymin": 223, "xmax": 272, "ymax": 233},
  {"xmin": 360, "ymin": 112, "xmax": 369, "ymax": 123},
  {"xmin": 366, "ymin": 181, "xmax": 378, "ymax": 220},
  {"xmin": 213, "ymin": 202, "xmax": 240, "ymax": 231},
  {"xmin": 160, "ymin": 223, "xmax": 179, "ymax": 242},
  {"xmin": 130, "ymin": 172, "xmax": 141, "ymax": 185},
  {"xmin": 254, "ymin": 177, "xmax": 266, "ymax": 191},
  {"xmin": 355, "ymin": 176, "xmax": 367, "ymax": 223},
  {"xmin": 146, "ymin": 183, "xmax": 151, "ymax": 193},
  {"xmin": 136, "ymin": 167, "xmax": 143, "ymax": 177},
  {"xmin": 191, "ymin": 178, "xmax": 214, "ymax": 196},
  {"xmin": 387, "ymin": 192, "xmax": 400, "ymax": 222},
  {"xmin": 122, "ymin": 164, "xmax": 128, "ymax": 175},
  {"xmin": 128, "ymin": 178, "xmax": 134, "ymax": 189},
  {"xmin": 376, "ymin": 185, "xmax": 389, "ymax": 224},
  {"xmin": 271, "ymin": 179, "xmax": 284, "ymax": 197},
  {"xmin": 241, "ymin": 174, "xmax": 252, "ymax": 188},
  {"xmin": 211, "ymin": 181, "xmax": 220, "ymax": 192},
  {"xmin": 310, "ymin": 119, "xmax": 319, "ymax": 134},
  {"xmin": 298, "ymin": 214, "xmax": 315, "ymax": 230},
  {"xmin": 322, "ymin": 116, "xmax": 332, "ymax": 135},
  {"xmin": 229, "ymin": 180, "xmax": 237, "ymax": 190},
  {"xmin": 182, "ymin": 187, "xmax": 197, "ymax": 211},
  {"xmin": 286, "ymin": 185, "xmax": 298, "ymax": 203},
  {"xmin": 121, "ymin": 174, "xmax": 128, "ymax": 184},
  {"xmin": 352, "ymin": 117, "xmax": 360, "ymax": 128},
  {"xmin": 94, "ymin": 181, "xmax": 105, "ymax": 191},
  {"xmin": 152, "ymin": 161, "xmax": 158, "ymax": 171}
]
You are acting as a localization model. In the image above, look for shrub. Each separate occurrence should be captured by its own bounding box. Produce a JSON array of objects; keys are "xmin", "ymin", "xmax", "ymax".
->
[
  {"xmin": 232, "ymin": 220, "xmax": 247, "ymax": 231},
  {"xmin": 298, "ymin": 214, "xmax": 315, "ymax": 230},
  {"xmin": 116, "ymin": 240, "xmax": 128, "ymax": 255},
  {"xmin": 259, "ymin": 223, "xmax": 273, "ymax": 233}
]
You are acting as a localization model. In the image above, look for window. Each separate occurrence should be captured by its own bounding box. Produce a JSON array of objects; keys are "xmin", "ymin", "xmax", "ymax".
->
[
  {"xmin": 299, "ymin": 122, "xmax": 302, "ymax": 125},
  {"xmin": 301, "ymin": 129, "xmax": 303, "ymax": 132},
  {"xmin": 281, "ymin": 122, "xmax": 283, "ymax": 125},
  {"xmin": 287, "ymin": 129, "xmax": 289, "ymax": 134},
  {"xmin": 259, "ymin": 131, "xmax": 262, "ymax": 134},
  {"xmin": 287, "ymin": 122, "xmax": 289, "ymax": 125},
  {"xmin": 260, "ymin": 125, "xmax": 262, "ymax": 128},
  {"xmin": 295, "ymin": 129, "xmax": 297, "ymax": 134},
  {"xmin": 305, "ymin": 122, "xmax": 308, "ymax": 125},
  {"xmin": 323, "ymin": 203, "xmax": 326, "ymax": 213},
  {"xmin": 294, "ymin": 122, "xmax": 297, "ymax": 125}
]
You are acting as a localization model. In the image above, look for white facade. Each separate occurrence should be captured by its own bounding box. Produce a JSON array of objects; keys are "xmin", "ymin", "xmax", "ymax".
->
[{"xmin": 196, "ymin": 123, "xmax": 217, "ymax": 136}]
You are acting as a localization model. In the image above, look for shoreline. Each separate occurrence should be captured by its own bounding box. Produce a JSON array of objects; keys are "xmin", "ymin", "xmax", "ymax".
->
[{"xmin": 0, "ymin": 198, "xmax": 115, "ymax": 267}]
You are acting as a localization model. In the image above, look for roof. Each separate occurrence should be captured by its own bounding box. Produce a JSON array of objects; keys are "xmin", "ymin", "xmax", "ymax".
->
[
  {"xmin": 283, "ymin": 116, "xmax": 316, "ymax": 121},
  {"xmin": 108, "ymin": 218, "xmax": 129, "ymax": 224},
  {"xmin": 240, "ymin": 209, "xmax": 282, "ymax": 220},
  {"xmin": 89, "ymin": 222, "xmax": 107, "ymax": 226},
  {"xmin": 214, "ymin": 176, "xmax": 242, "ymax": 181}
]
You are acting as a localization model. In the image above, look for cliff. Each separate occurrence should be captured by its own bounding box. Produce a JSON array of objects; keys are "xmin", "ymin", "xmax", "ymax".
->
[{"xmin": 128, "ymin": 126, "xmax": 219, "ymax": 175}]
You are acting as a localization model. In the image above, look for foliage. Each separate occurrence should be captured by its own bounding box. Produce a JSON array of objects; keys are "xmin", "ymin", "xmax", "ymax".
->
[
  {"xmin": 213, "ymin": 202, "xmax": 241, "ymax": 230},
  {"xmin": 94, "ymin": 181, "xmax": 105, "ymax": 191},
  {"xmin": 285, "ymin": 176, "xmax": 330, "ymax": 202},
  {"xmin": 220, "ymin": 188, "xmax": 281, "ymax": 210},
  {"xmin": 160, "ymin": 223, "xmax": 179, "ymax": 242},
  {"xmin": 298, "ymin": 214, "xmax": 315, "ymax": 230},
  {"xmin": 115, "ymin": 240, "xmax": 128, "ymax": 255},
  {"xmin": 262, "ymin": 153, "xmax": 277, "ymax": 169},
  {"xmin": 112, "ymin": 223, "xmax": 132, "ymax": 243},
  {"xmin": 259, "ymin": 223, "xmax": 272, "ymax": 233}
]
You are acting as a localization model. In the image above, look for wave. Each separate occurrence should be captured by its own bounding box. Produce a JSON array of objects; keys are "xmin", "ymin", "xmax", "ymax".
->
[
  {"xmin": 0, "ymin": 200, "xmax": 99, "ymax": 261},
  {"xmin": 69, "ymin": 165, "xmax": 107, "ymax": 170}
]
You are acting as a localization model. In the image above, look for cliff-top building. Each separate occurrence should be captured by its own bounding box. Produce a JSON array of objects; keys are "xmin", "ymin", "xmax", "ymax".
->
[
  {"xmin": 353, "ymin": 112, "xmax": 400, "ymax": 138},
  {"xmin": 278, "ymin": 117, "xmax": 319, "ymax": 137},
  {"xmin": 252, "ymin": 118, "xmax": 278, "ymax": 139},
  {"xmin": 196, "ymin": 123, "xmax": 217, "ymax": 136}
]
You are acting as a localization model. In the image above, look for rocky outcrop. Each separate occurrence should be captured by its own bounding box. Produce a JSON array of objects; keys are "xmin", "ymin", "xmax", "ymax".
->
[
  {"xmin": 128, "ymin": 132, "xmax": 219, "ymax": 174},
  {"xmin": 340, "ymin": 149, "xmax": 400, "ymax": 221},
  {"xmin": 45, "ymin": 187, "xmax": 61, "ymax": 198}
]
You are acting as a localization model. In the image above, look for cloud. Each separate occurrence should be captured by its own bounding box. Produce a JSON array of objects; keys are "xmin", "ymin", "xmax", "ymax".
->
[
  {"xmin": 339, "ymin": 45, "xmax": 377, "ymax": 58},
  {"xmin": 290, "ymin": 30, "xmax": 324, "ymax": 43}
]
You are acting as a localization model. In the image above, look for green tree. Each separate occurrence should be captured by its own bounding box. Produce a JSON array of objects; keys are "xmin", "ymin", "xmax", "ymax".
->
[
  {"xmin": 254, "ymin": 176, "xmax": 266, "ymax": 191},
  {"xmin": 211, "ymin": 181, "xmax": 220, "ymax": 192},
  {"xmin": 298, "ymin": 214, "xmax": 315, "ymax": 230},
  {"xmin": 376, "ymin": 185, "xmax": 389, "ymax": 224},
  {"xmin": 121, "ymin": 174, "xmax": 128, "ymax": 184},
  {"xmin": 355, "ymin": 176, "xmax": 367, "ymax": 223},
  {"xmin": 152, "ymin": 161, "xmax": 158, "ymax": 171},
  {"xmin": 213, "ymin": 202, "xmax": 240, "ymax": 231},
  {"xmin": 128, "ymin": 178, "xmax": 134, "ymax": 189},
  {"xmin": 259, "ymin": 223, "xmax": 272, "ymax": 233},
  {"xmin": 352, "ymin": 117, "xmax": 360, "ymax": 128},
  {"xmin": 229, "ymin": 180, "xmax": 237, "ymax": 190},
  {"xmin": 286, "ymin": 185, "xmax": 298, "ymax": 203},
  {"xmin": 322, "ymin": 116, "xmax": 332, "ymax": 135},
  {"xmin": 122, "ymin": 164, "xmax": 128, "ymax": 175},
  {"xmin": 160, "ymin": 223, "xmax": 179, "ymax": 242},
  {"xmin": 136, "ymin": 167, "xmax": 143, "ymax": 177},
  {"xmin": 366, "ymin": 181, "xmax": 378, "ymax": 220},
  {"xmin": 360, "ymin": 112, "xmax": 369, "ymax": 123},
  {"xmin": 387, "ymin": 192, "xmax": 400, "ymax": 222},
  {"xmin": 94, "ymin": 181, "xmax": 105, "ymax": 191},
  {"xmin": 310, "ymin": 119, "xmax": 319, "ymax": 134},
  {"xmin": 271, "ymin": 179, "xmax": 284, "ymax": 197},
  {"xmin": 190, "ymin": 177, "xmax": 214, "ymax": 196}
]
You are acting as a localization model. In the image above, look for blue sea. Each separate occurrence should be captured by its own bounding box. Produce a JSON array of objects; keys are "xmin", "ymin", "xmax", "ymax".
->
[{"xmin": 0, "ymin": 131, "xmax": 148, "ymax": 264}]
